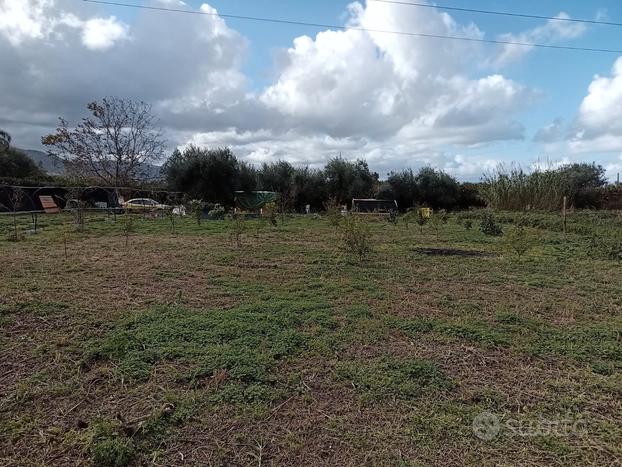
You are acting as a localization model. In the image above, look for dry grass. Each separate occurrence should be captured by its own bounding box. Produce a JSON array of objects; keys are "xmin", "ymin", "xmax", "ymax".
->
[{"xmin": 0, "ymin": 212, "xmax": 620, "ymax": 465}]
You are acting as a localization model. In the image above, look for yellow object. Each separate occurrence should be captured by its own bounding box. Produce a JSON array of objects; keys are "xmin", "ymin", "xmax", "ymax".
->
[{"xmin": 419, "ymin": 207, "xmax": 432, "ymax": 219}]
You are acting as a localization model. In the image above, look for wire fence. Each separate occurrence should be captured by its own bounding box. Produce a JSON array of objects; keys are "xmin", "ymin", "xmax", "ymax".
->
[{"xmin": 0, "ymin": 185, "xmax": 186, "ymax": 215}]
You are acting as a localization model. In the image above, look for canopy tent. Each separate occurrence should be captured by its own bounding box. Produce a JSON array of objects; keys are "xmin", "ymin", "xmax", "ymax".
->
[{"xmin": 234, "ymin": 191, "xmax": 278, "ymax": 211}]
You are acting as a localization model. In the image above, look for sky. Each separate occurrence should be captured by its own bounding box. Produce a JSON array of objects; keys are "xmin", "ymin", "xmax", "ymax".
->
[{"xmin": 1, "ymin": 0, "xmax": 622, "ymax": 181}]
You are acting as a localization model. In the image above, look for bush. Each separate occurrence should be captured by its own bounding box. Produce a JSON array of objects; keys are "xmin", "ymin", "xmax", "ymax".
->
[
  {"xmin": 503, "ymin": 225, "xmax": 537, "ymax": 258},
  {"xmin": 482, "ymin": 162, "xmax": 607, "ymax": 211},
  {"xmin": 208, "ymin": 203, "xmax": 225, "ymax": 220},
  {"xmin": 415, "ymin": 208, "xmax": 428, "ymax": 233},
  {"xmin": 263, "ymin": 201, "xmax": 278, "ymax": 226},
  {"xmin": 401, "ymin": 209, "xmax": 417, "ymax": 229},
  {"xmin": 480, "ymin": 210, "xmax": 503, "ymax": 236},
  {"xmin": 340, "ymin": 215, "xmax": 372, "ymax": 261},
  {"xmin": 464, "ymin": 220, "xmax": 473, "ymax": 230},
  {"xmin": 188, "ymin": 199, "xmax": 204, "ymax": 225},
  {"xmin": 92, "ymin": 437, "xmax": 135, "ymax": 467},
  {"xmin": 324, "ymin": 197, "xmax": 342, "ymax": 228},
  {"xmin": 229, "ymin": 213, "xmax": 245, "ymax": 247}
]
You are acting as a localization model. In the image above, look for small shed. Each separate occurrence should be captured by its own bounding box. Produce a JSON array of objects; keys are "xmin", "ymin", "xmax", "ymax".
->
[{"xmin": 351, "ymin": 198, "xmax": 398, "ymax": 213}]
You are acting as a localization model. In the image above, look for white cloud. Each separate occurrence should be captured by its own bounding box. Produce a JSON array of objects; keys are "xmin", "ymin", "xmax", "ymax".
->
[
  {"xmin": 0, "ymin": 0, "xmax": 129, "ymax": 50},
  {"xmin": 261, "ymin": 1, "xmax": 529, "ymax": 147},
  {"xmin": 493, "ymin": 12, "xmax": 586, "ymax": 67},
  {"xmin": 534, "ymin": 118, "xmax": 566, "ymax": 143},
  {"xmin": 0, "ymin": 0, "xmax": 544, "ymax": 179},
  {"xmin": 577, "ymin": 57, "xmax": 622, "ymax": 135},
  {"xmin": 0, "ymin": 0, "xmax": 55, "ymax": 45},
  {"xmin": 551, "ymin": 57, "xmax": 622, "ymax": 156},
  {"xmin": 81, "ymin": 17, "xmax": 129, "ymax": 50}
]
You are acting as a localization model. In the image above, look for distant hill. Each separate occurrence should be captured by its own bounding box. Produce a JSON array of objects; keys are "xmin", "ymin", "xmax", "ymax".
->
[
  {"xmin": 17, "ymin": 148, "xmax": 164, "ymax": 181},
  {"xmin": 21, "ymin": 149, "xmax": 65, "ymax": 175}
]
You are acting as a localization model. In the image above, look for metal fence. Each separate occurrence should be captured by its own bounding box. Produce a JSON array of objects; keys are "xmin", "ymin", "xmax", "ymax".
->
[{"xmin": 0, "ymin": 185, "xmax": 186, "ymax": 215}]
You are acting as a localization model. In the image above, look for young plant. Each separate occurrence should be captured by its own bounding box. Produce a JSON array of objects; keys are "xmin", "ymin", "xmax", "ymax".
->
[
  {"xmin": 480, "ymin": 210, "xmax": 503, "ymax": 236},
  {"xmin": 167, "ymin": 207, "xmax": 177, "ymax": 235},
  {"xmin": 230, "ymin": 213, "xmax": 245, "ymax": 247},
  {"xmin": 340, "ymin": 215, "xmax": 372, "ymax": 262},
  {"xmin": 402, "ymin": 209, "xmax": 416, "ymax": 230},
  {"xmin": 188, "ymin": 199, "xmax": 204, "ymax": 225},
  {"xmin": 6, "ymin": 188, "xmax": 25, "ymax": 242},
  {"xmin": 65, "ymin": 187, "xmax": 86, "ymax": 232},
  {"xmin": 123, "ymin": 211, "xmax": 134, "ymax": 248},
  {"xmin": 263, "ymin": 201, "xmax": 278, "ymax": 227},
  {"xmin": 416, "ymin": 208, "xmax": 428, "ymax": 234},
  {"xmin": 388, "ymin": 210, "xmax": 398, "ymax": 225},
  {"xmin": 208, "ymin": 203, "xmax": 225, "ymax": 220},
  {"xmin": 324, "ymin": 197, "xmax": 342, "ymax": 229},
  {"xmin": 429, "ymin": 210, "xmax": 448, "ymax": 238},
  {"xmin": 503, "ymin": 225, "xmax": 537, "ymax": 258}
]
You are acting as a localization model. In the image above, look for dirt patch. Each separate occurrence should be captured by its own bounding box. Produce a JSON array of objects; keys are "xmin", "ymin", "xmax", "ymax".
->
[{"xmin": 413, "ymin": 247, "xmax": 494, "ymax": 257}]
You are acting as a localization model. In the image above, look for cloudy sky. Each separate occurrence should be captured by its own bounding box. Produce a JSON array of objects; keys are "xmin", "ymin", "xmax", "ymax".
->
[{"xmin": 2, "ymin": 0, "xmax": 622, "ymax": 180}]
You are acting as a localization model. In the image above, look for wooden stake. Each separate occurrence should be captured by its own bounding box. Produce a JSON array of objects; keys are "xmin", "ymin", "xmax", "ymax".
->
[{"xmin": 562, "ymin": 196, "xmax": 567, "ymax": 235}]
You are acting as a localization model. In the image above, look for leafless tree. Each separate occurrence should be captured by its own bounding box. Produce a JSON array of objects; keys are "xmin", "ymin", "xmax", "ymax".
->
[{"xmin": 42, "ymin": 97, "xmax": 166, "ymax": 186}]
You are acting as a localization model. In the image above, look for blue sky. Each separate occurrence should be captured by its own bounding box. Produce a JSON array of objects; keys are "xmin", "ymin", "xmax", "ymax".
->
[{"xmin": 2, "ymin": 0, "xmax": 622, "ymax": 180}]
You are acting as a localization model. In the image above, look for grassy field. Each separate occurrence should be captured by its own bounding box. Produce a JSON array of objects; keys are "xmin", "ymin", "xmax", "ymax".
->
[{"xmin": 0, "ymin": 210, "xmax": 621, "ymax": 466}]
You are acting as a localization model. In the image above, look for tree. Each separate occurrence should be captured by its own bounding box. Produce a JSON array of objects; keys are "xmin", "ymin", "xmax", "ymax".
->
[
  {"xmin": 0, "ymin": 129, "xmax": 11, "ymax": 153},
  {"xmin": 42, "ymin": 97, "xmax": 166, "ymax": 186},
  {"xmin": 415, "ymin": 167, "xmax": 460, "ymax": 210},
  {"xmin": 162, "ymin": 146, "xmax": 251, "ymax": 206},
  {"xmin": 325, "ymin": 157, "xmax": 377, "ymax": 205},
  {"xmin": 557, "ymin": 163, "xmax": 607, "ymax": 207},
  {"xmin": 387, "ymin": 169, "xmax": 418, "ymax": 210},
  {"xmin": 0, "ymin": 148, "xmax": 45, "ymax": 179},
  {"xmin": 292, "ymin": 167, "xmax": 327, "ymax": 212}
]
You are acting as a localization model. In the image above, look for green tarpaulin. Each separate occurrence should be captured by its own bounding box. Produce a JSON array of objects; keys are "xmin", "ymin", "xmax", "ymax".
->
[{"xmin": 235, "ymin": 191, "xmax": 278, "ymax": 210}]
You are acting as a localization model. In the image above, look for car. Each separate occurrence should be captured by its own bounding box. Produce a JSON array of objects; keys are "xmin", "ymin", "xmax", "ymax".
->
[{"xmin": 121, "ymin": 198, "xmax": 170, "ymax": 212}]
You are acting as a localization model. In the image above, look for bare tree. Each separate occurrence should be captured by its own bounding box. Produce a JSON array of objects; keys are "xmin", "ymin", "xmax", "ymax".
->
[{"xmin": 42, "ymin": 97, "xmax": 166, "ymax": 186}]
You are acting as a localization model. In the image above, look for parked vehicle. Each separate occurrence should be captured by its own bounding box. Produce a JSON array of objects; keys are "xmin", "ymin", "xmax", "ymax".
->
[{"xmin": 121, "ymin": 198, "xmax": 170, "ymax": 212}]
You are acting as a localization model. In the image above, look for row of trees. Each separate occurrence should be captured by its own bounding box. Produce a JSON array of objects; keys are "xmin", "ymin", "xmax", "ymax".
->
[
  {"xmin": 163, "ymin": 146, "xmax": 380, "ymax": 210},
  {"xmin": 162, "ymin": 145, "xmax": 483, "ymax": 211},
  {"xmin": 2, "ymin": 97, "xmax": 613, "ymax": 211}
]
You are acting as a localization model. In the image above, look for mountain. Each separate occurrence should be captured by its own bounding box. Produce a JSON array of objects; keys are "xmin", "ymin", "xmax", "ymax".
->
[
  {"xmin": 18, "ymin": 149, "xmax": 164, "ymax": 181},
  {"xmin": 22, "ymin": 149, "xmax": 65, "ymax": 174}
]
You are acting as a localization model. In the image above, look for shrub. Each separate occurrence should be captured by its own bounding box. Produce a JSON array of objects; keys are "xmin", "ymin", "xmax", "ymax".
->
[
  {"xmin": 415, "ymin": 208, "xmax": 428, "ymax": 233},
  {"xmin": 401, "ymin": 209, "xmax": 417, "ymax": 229},
  {"xmin": 503, "ymin": 225, "xmax": 537, "ymax": 258},
  {"xmin": 480, "ymin": 210, "xmax": 503, "ymax": 236},
  {"xmin": 464, "ymin": 220, "xmax": 473, "ymax": 230},
  {"xmin": 388, "ymin": 210, "xmax": 398, "ymax": 225},
  {"xmin": 429, "ymin": 209, "xmax": 448, "ymax": 237},
  {"xmin": 263, "ymin": 201, "xmax": 278, "ymax": 226},
  {"xmin": 340, "ymin": 215, "xmax": 372, "ymax": 261},
  {"xmin": 208, "ymin": 203, "xmax": 225, "ymax": 220},
  {"xmin": 324, "ymin": 197, "xmax": 342, "ymax": 228},
  {"xmin": 92, "ymin": 437, "xmax": 135, "ymax": 467},
  {"xmin": 229, "ymin": 213, "xmax": 245, "ymax": 247},
  {"xmin": 188, "ymin": 199, "xmax": 204, "ymax": 225}
]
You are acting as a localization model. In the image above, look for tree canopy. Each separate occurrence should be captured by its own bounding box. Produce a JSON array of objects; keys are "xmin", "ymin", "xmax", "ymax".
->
[
  {"xmin": 163, "ymin": 146, "xmax": 252, "ymax": 206},
  {"xmin": 42, "ymin": 97, "xmax": 166, "ymax": 186},
  {"xmin": 0, "ymin": 130, "xmax": 46, "ymax": 180},
  {"xmin": 324, "ymin": 157, "xmax": 377, "ymax": 204}
]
